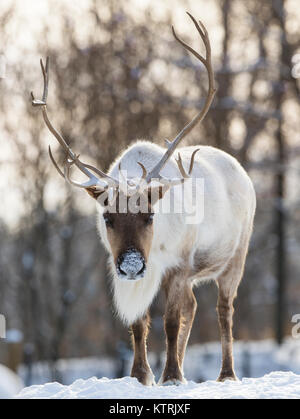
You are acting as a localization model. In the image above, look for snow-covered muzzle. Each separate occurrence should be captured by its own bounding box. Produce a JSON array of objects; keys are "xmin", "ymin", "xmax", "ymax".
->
[{"xmin": 116, "ymin": 248, "xmax": 146, "ymax": 281}]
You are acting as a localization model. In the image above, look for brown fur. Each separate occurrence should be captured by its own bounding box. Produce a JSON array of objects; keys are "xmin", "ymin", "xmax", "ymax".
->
[
  {"xmin": 100, "ymin": 189, "xmax": 253, "ymax": 385},
  {"xmin": 129, "ymin": 231, "xmax": 251, "ymax": 385},
  {"xmin": 216, "ymin": 233, "xmax": 250, "ymax": 381},
  {"xmin": 104, "ymin": 192, "xmax": 154, "ymax": 264},
  {"xmin": 191, "ymin": 250, "xmax": 229, "ymax": 280},
  {"xmin": 161, "ymin": 270, "xmax": 186, "ymax": 384},
  {"xmin": 130, "ymin": 313, "xmax": 154, "ymax": 386}
]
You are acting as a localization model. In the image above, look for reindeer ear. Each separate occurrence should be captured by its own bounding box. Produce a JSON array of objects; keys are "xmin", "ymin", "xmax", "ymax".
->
[
  {"xmin": 88, "ymin": 187, "xmax": 118, "ymax": 207},
  {"xmin": 87, "ymin": 189, "xmax": 108, "ymax": 207},
  {"xmin": 147, "ymin": 185, "xmax": 170, "ymax": 206},
  {"xmin": 86, "ymin": 187, "xmax": 105, "ymax": 200}
]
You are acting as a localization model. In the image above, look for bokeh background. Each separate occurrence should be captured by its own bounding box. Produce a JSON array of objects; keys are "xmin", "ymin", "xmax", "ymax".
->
[{"xmin": 0, "ymin": 0, "xmax": 300, "ymax": 390}]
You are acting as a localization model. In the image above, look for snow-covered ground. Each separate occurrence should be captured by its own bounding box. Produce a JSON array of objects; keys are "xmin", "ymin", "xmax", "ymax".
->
[
  {"xmin": 7, "ymin": 338, "xmax": 300, "ymax": 398},
  {"xmin": 16, "ymin": 371, "xmax": 300, "ymax": 399},
  {"xmin": 18, "ymin": 338, "xmax": 300, "ymax": 385}
]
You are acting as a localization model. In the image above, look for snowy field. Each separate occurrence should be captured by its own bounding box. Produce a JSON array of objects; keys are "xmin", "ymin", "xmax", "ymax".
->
[
  {"xmin": 17, "ymin": 338, "xmax": 300, "ymax": 385},
  {"xmin": 15, "ymin": 372, "xmax": 300, "ymax": 399},
  {"xmin": 3, "ymin": 338, "xmax": 299, "ymax": 398}
]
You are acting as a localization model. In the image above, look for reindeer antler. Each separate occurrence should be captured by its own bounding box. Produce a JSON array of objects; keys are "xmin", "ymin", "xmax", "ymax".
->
[
  {"xmin": 31, "ymin": 57, "xmax": 118, "ymax": 191},
  {"xmin": 143, "ymin": 12, "xmax": 216, "ymax": 183},
  {"xmin": 32, "ymin": 13, "xmax": 215, "ymax": 198}
]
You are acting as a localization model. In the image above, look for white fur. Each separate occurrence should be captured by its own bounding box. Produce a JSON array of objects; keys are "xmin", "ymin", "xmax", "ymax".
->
[{"xmin": 97, "ymin": 140, "xmax": 256, "ymax": 325}]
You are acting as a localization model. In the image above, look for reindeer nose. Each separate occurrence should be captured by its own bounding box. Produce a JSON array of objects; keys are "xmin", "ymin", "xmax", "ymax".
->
[{"xmin": 117, "ymin": 249, "xmax": 145, "ymax": 280}]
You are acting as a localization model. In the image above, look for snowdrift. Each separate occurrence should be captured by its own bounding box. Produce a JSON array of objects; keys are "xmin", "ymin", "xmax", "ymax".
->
[
  {"xmin": 17, "ymin": 338, "xmax": 300, "ymax": 386},
  {"xmin": 16, "ymin": 371, "xmax": 300, "ymax": 399}
]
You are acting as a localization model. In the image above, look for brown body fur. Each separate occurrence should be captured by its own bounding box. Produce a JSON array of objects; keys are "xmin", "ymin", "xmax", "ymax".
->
[{"xmin": 130, "ymin": 229, "xmax": 252, "ymax": 385}]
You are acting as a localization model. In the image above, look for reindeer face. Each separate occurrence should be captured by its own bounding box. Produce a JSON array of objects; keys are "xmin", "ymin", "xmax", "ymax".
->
[
  {"xmin": 101, "ymin": 192, "xmax": 155, "ymax": 281},
  {"xmin": 103, "ymin": 210, "xmax": 154, "ymax": 281}
]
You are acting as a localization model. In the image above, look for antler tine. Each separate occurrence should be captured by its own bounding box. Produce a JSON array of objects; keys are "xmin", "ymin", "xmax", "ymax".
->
[
  {"xmin": 137, "ymin": 162, "xmax": 147, "ymax": 180},
  {"xmin": 117, "ymin": 162, "xmax": 137, "ymax": 192},
  {"xmin": 118, "ymin": 162, "xmax": 127, "ymax": 184},
  {"xmin": 31, "ymin": 57, "xmax": 49, "ymax": 106},
  {"xmin": 82, "ymin": 162, "xmax": 120, "ymax": 185},
  {"xmin": 63, "ymin": 156, "xmax": 108, "ymax": 189},
  {"xmin": 188, "ymin": 148, "xmax": 200, "ymax": 175},
  {"xmin": 146, "ymin": 13, "xmax": 216, "ymax": 184},
  {"xmin": 174, "ymin": 148, "xmax": 200, "ymax": 179},
  {"xmin": 171, "ymin": 26, "xmax": 206, "ymax": 67},
  {"xmin": 32, "ymin": 56, "xmax": 119, "ymax": 190},
  {"xmin": 186, "ymin": 12, "xmax": 210, "ymax": 56},
  {"xmin": 175, "ymin": 153, "xmax": 189, "ymax": 179},
  {"xmin": 48, "ymin": 145, "xmax": 64, "ymax": 179},
  {"xmin": 49, "ymin": 146, "xmax": 93, "ymax": 188},
  {"xmin": 64, "ymin": 158, "xmax": 89, "ymax": 189},
  {"xmin": 40, "ymin": 57, "xmax": 49, "ymax": 103}
]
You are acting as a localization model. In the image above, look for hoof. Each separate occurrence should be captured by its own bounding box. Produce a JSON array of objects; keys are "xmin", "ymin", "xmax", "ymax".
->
[
  {"xmin": 131, "ymin": 370, "xmax": 156, "ymax": 386},
  {"xmin": 158, "ymin": 375, "xmax": 187, "ymax": 386},
  {"xmin": 144, "ymin": 374, "xmax": 156, "ymax": 386},
  {"xmin": 217, "ymin": 372, "xmax": 237, "ymax": 382}
]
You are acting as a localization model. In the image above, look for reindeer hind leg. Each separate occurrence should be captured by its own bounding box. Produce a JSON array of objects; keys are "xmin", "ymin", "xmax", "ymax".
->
[
  {"xmin": 216, "ymin": 234, "xmax": 250, "ymax": 382},
  {"xmin": 178, "ymin": 285, "xmax": 197, "ymax": 369}
]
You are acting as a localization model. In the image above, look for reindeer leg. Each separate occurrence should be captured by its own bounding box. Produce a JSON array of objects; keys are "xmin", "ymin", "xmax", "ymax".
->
[
  {"xmin": 216, "ymin": 289, "xmax": 237, "ymax": 381},
  {"xmin": 178, "ymin": 285, "xmax": 197, "ymax": 369},
  {"xmin": 130, "ymin": 312, "xmax": 155, "ymax": 386},
  {"xmin": 216, "ymin": 236, "xmax": 250, "ymax": 382},
  {"xmin": 159, "ymin": 273, "xmax": 187, "ymax": 385}
]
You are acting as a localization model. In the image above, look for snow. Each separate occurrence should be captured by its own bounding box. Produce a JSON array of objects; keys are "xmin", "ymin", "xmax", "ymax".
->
[
  {"xmin": 17, "ymin": 338, "xmax": 300, "ymax": 386},
  {"xmin": 117, "ymin": 248, "xmax": 145, "ymax": 279},
  {"xmin": 11, "ymin": 338, "xmax": 300, "ymax": 398},
  {"xmin": 15, "ymin": 371, "xmax": 300, "ymax": 399}
]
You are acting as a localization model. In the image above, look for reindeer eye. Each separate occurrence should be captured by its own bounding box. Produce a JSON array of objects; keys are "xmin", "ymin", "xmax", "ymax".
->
[
  {"xmin": 103, "ymin": 214, "xmax": 113, "ymax": 228},
  {"xmin": 146, "ymin": 213, "xmax": 154, "ymax": 225}
]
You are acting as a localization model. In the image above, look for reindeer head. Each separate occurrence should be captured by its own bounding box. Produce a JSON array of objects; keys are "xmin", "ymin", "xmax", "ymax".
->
[
  {"xmin": 31, "ymin": 12, "xmax": 216, "ymax": 281},
  {"xmin": 100, "ymin": 189, "xmax": 156, "ymax": 281}
]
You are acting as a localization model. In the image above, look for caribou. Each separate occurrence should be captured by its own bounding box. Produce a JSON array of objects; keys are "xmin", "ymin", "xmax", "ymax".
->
[{"xmin": 31, "ymin": 13, "xmax": 256, "ymax": 386}]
